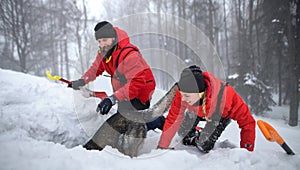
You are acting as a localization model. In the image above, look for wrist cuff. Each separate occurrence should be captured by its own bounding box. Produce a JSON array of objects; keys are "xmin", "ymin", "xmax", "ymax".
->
[
  {"xmin": 108, "ymin": 95, "xmax": 117, "ymax": 105},
  {"xmin": 241, "ymin": 142, "xmax": 254, "ymax": 151}
]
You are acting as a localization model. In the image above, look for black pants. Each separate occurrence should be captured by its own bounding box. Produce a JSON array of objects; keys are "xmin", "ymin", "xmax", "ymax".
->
[{"xmin": 89, "ymin": 98, "xmax": 149, "ymax": 157}]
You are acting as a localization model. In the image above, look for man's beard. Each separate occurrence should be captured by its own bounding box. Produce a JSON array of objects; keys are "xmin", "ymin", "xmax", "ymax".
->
[{"xmin": 99, "ymin": 44, "xmax": 114, "ymax": 56}]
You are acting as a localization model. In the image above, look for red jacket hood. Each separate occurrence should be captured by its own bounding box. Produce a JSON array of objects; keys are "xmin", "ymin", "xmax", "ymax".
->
[
  {"xmin": 114, "ymin": 27, "xmax": 138, "ymax": 51},
  {"xmin": 202, "ymin": 72, "xmax": 225, "ymax": 118}
]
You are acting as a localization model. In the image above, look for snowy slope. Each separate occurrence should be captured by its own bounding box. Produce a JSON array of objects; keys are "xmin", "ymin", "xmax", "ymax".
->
[{"xmin": 0, "ymin": 68, "xmax": 299, "ymax": 170}]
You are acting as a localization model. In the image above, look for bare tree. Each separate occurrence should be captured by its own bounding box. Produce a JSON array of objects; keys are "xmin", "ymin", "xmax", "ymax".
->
[
  {"xmin": 0, "ymin": 0, "xmax": 34, "ymax": 72},
  {"xmin": 222, "ymin": 0, "xmax": 230, "ymax": 75},
  {"xmin": 0, "ymin": 0, "xmax": 86, "ymax": 77},
  {"xmin": 287, "ymin": 0, "xmax": 299, "ymax": 126}
]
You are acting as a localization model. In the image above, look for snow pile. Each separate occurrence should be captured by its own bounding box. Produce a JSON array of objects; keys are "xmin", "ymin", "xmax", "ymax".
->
[{"xmin": 0, "ymin": 68, "xmax": 299, "ymax": 170}]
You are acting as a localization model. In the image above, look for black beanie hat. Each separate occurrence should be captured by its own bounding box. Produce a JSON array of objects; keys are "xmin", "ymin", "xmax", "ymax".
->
[
  {"xmin": 94, "ymin": 21, "xmax": 116, "ymax": 40},
  {"xmin": 178, "ymin": 65, "xmax": 206, "ymax": 93}
]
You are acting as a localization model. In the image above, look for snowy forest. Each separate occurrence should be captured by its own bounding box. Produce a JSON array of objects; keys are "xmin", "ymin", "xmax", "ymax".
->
[{"xmin": 0, "ymin": 0, "xmax": 299, "ymax": 127}]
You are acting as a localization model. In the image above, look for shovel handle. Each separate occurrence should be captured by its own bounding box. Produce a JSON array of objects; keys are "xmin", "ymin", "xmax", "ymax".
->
[
  {"xmin": 46, "ymin": 71, "xmax": 108, "ymax": 100},
  {"xmin": 59, "ymin": 78, "xmax": 72, "ymax": 85},
  {"xmin": 281, "ymin": 142, "xmax": 295, "ymax": 155},
  {"xmin": 257, "ymin": 120, "xmax": 295, "ymax": 155}
]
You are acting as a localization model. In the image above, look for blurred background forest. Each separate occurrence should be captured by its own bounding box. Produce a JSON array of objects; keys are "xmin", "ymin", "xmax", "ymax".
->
[{"xmin": 0, "ymin": 0, "xmax": 299, "ymax": 126}]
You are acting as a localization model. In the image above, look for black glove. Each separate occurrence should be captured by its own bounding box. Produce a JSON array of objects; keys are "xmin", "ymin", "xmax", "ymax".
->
[
  {"xmin": 196, "ymin": 118, "xmax": 231, "ymax": 153},
  {"xmin": 182, "ymin": 129, "xmax": 199, "ymax": 146},
  {"xmin": 96, "ymin": 95, "xmax": 117, "ymax": 115},
  {"xmin": 68, "ymin": 79, "xmax": 85, "ymax": 90},
  {"xmin": 196, "ymin": 139, "xmax": 215, "ymax": 153}
]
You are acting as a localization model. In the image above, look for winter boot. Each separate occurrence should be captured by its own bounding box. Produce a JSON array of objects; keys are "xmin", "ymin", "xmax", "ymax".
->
[
  {"xmin": 83, "ymin": 139, "xmax": 103, "ymax": 151},
  {"xmin": 117, "ymin": 122, "xmax": 147, "ymax": 157}
]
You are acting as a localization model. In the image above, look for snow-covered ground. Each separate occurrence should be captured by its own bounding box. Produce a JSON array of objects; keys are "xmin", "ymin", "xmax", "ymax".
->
[{"xmin": 0, "ymin": 68, "xmax": 299, "ymax": 170}]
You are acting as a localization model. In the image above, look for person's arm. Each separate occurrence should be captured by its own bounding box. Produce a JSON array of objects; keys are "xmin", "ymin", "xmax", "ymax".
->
[
  {"xmin": 81, "ymin": 52, "xmax": 105, "ymax": 84},
  {"xmin": 158, "ymin": 90, "xmax": 186, "ymax": 148},
  {"xmin": 223, "ymin": 86, "xmax": 256, "ymax": 151}
]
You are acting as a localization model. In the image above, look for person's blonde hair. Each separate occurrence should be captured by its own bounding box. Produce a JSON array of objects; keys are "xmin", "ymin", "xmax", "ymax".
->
[{"xmin": 202, "ymin": 90, "xmax": 208, "ymax": 120}]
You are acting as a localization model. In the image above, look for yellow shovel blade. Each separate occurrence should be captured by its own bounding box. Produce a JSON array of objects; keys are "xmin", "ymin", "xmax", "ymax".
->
[{"xmin": 46, "ymin": 71, "xmax": 61, "ymax": 81}]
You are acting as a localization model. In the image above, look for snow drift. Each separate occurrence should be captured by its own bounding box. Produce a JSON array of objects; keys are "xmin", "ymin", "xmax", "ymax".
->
[{"xmin": 0, "ymin": 68, "xmax": 299, "ymax": 170}]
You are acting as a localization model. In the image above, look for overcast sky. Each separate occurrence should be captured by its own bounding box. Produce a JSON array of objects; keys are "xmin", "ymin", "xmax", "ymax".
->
[{"xmin": 86, "ymin": 0, "xmax": 106, "ymax": 19}]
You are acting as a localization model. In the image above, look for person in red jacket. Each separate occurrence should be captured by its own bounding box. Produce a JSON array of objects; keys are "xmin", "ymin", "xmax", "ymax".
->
[
  {"xmin": 157, "ymin": 65, "xmax": 256, "ymax": 153},
  {"xmin": 69, "ymin": 21, "xmax": 160, "ymax": 156}
]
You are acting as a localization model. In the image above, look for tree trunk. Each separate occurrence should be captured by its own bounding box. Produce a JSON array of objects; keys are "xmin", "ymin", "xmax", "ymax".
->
[
  {"xmin": 248, "ymin": 0, "xmax": 254, "ymax": 72},
  {"xmin": 178, "ymin": 0, "xmax": 183, "ymax": 60},
  {"xmin": 223, "ymin": 0, "xmax": 230, "ymax": 75},
  {"xmin": 278, "ymin": 50, "xmax": 282, "ymax": 106},
  {"xmin": 287, "ymin": 1, "xmax": 298, "ymax": 126},
  {"xmin": 208, "ymin": 0, "xmax": 214, "ymax": 44},
  {"xmin": 172, "ymin": 0, "xmax": 179, "ymax": 57},
  {"xmin": 60, "ymin": 40, "xmax": 64, "ymax": 77},
  {"xmin": 64, "ymin": 39, "xmax": 70, "ymax": 79},
  {"xmin": 182, "ymin": 0, "xmax": 188, "ymax": 60},
  {"xmin": 254, "ymin": 0, "xmax": 261, "ymax": 60}
]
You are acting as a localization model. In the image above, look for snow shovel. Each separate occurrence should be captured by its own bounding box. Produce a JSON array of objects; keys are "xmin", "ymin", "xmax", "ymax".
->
[
  {"xmin": 257, "ymin": 120, "xmax": 295, "ymax": 155},
  {"xmin": 46, "ymin": 71, "xmax": 72, "ymax": 85},
  {"xmin": 46, "ymin": 71, "xmax": 108, "ymax": 99}
]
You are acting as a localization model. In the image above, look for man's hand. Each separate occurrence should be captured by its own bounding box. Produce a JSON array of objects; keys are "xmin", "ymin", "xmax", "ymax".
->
[
  {"xmin": 68, "ymin": 79, "xmax": 85, "ymax": 90},
  {"xmin": 96, "ymin": 95, "xmax": 117, "ymax": 115}
]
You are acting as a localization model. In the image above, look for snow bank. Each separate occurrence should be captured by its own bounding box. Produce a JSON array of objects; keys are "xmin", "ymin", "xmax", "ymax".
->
[{"xmin": 0, "ymin": 69, "xmax": 299, "ymax": 170}]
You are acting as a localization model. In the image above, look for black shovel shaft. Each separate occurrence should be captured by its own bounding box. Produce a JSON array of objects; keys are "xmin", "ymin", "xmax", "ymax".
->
[{"xmin": 281, "ymin": 142, "xmax": 295, "ymax": 155}]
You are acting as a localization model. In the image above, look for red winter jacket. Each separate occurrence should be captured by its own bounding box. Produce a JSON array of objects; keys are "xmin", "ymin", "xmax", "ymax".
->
[
  {"xmin": 81, "ymin": 27, "xmax": 156, "ymax": 103},
  {"xmin": 158, "ymin": 72, "xmax": 256, "ymax": 151}
]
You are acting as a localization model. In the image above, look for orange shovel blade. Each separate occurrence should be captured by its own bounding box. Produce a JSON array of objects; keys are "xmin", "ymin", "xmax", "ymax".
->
[{"xmin": 257, "ymin": 120, "xmax": 284, "ymax": 145}]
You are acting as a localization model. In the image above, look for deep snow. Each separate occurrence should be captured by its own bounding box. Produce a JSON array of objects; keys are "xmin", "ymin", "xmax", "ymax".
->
[{"xmin": 0, "ymin": 68, "xmax": 299, "ymax": 170}]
